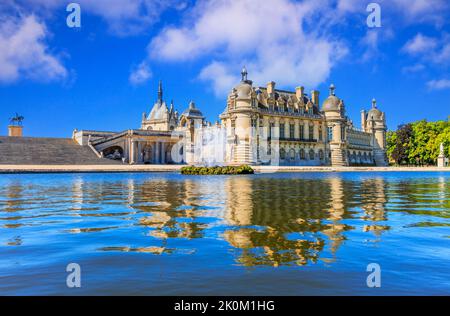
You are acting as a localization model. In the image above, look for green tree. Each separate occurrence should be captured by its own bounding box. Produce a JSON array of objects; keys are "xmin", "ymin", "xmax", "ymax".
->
[
  {"xmin": 390, "ymin": 123, "xmax": 413, "ymax": 165},
  {"xmin": 387, "ymin": 119, "xmax": 450, "ymax": 166}
]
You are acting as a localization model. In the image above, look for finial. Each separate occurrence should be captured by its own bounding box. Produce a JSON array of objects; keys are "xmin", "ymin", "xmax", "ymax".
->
[
  {"xmin": 158, "ymin": 80, "xmax": 163, "ymax": 103},
  {"xmin": 329, "ymin": 83, "xmax": 336, "ymax": 96},
  {"xmin": 189, "ymin": 100, "xmax": 195, "ymax": 109},
  {"xmin": 372, "ymin": 98, "xmax": 377, "ymax": 108},
  {"xmin": 241, "ymin": 66, "xmax": 248, "ymax": 82}
]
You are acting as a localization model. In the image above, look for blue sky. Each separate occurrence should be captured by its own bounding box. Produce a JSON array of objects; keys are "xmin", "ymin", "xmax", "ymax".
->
[{"xmin": 0, "ymin": 0, "xmax": 449, "ymax": 137}]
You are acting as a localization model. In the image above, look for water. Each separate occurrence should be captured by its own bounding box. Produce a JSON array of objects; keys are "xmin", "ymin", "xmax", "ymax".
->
[{"xmin": 0, "ymin": 172, "xmax": 449, "ymax": 295}]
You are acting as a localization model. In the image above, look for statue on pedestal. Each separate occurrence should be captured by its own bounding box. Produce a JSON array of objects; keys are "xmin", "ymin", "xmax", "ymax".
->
[{"xmin": 438, "ymin": 142, "xmax": 446, "ymax": 167}]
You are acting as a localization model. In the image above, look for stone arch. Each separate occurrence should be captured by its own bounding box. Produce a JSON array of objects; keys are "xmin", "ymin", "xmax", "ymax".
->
[
  {"xmin": 289, "ymin": 148, "xmax": 295, "ymax": 161},
  {"xmin": 300, "ymin": 148, "xmax": 306, "ymax": 160},
  {"xmin": 180, "ymin": 117, "xmax": 188, "ymax": 128},
  {"xmin": 280, "ymin": 147, "xmax": 286, "ymax": 160}
]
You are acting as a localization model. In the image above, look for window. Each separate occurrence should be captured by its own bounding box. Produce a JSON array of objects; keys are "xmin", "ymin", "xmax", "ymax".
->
[
  {"xmin": 319, "ymin": 150, "xmax": 324, "ymax": 160},
  {"xmin": 327, "ymin": 126, "xmax": 333, "ymax": 141},
  {"xmin": 280, "ymin": 123, "xmax": 285, "ymax": 139},
  {"xmin": 319, "ymin": 125, "xmax": 323, "ymax": 141},
  {"xmin": 300, "ymin": 125, "xmax": 304, "ymax": 140},
  {"xmin": 290, "ymin": 124, "xmax": 295, "ymax": 139},
  {"xmin": 341, "ymin": 125, "xmax": 346, "ymax": 141},
  {"xmin": 269, "ymin": 122, "xmax": 274, "ymax": 138},
  {"xmin": 300, "ymin": 149, "xmax": 305, "ymax": 160},
  {"xmin": 309, "ymin": 124, "xmax": 314, "ymax": 140},
  {"xmin": 290, "ymin": 148, "xmax": 295, "ymax": 160},
  {"xmin": 309, "ymin": 149, "xmax": 315, "ymax": 160},
  {"xmin": 280, "ymin": 147, "xmax": 286, "ymax": 160}
]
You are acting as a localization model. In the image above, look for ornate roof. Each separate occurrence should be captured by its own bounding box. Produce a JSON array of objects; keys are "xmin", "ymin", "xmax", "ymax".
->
[
  {"xmin": 181, "ymin": 101, "xmax": 204, "ymax": 118},
  {"xmin": 322, "ymin": 84, "xmax": 341, "ymax": 111}
]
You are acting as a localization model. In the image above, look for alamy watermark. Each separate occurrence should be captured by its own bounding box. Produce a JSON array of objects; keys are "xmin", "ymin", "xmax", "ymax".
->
[
  {"xmin": 66, "ymin": 3, "xmax": 81, "ymax": 28},
  {"xmin": 66, "ymin": 263, "xmax": 81, "ymax": 288},
  {"xmin": 366, "ymin": 3, "xmax": 381, "ymax": 28},
  {"xmin": 366, "ymin": 263, "xmax": 381, "ymax": 288}
]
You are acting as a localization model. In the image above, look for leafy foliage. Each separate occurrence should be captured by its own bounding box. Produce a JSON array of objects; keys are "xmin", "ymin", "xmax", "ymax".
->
[
  {"xmin": 387, "ymin": 120, "xmax": 450, "ymax": 165},
  {"xmin": 181, "ymin": 165, "xmax": 254, "ymax": 175}
]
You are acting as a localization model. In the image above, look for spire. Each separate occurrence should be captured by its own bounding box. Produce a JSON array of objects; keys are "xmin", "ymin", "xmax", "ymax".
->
[
  {"xmin": 241, "ymin": 66, "xmax": 248, "ymax": 82},
  {"xmin": 329, "ymin": 83, "xmax": 336, "ymax": 96},
  {"xmin": 158, "ymin": 80, "xmax": 163, "ymax": 103},
  {"xmin": 372, "ymin": 98, "xmax": 377, "ymax": 108}
]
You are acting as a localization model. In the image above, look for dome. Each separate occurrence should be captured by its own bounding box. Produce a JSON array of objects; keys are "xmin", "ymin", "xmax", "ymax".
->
[
  {"xmin": 181, "ymin": 101, "xmax": 204, "ymax": 118},
  {"xmin": 234, "ymin": 81, "xmax": 253, "ymax": 100},
  {"xmin": 322, "ymin": 84, "xmax": 340, "ymax": 111},
  {"xmin": 231, "ymin": 66, "xmax": 253, "ymax": 100},
  {"xmin": 367, "ymin": 99, "xmax": 382, "ymax": 120},
  {"xmin": 322, "ymin": 95, "xmax": 340, "ymax": 111}
]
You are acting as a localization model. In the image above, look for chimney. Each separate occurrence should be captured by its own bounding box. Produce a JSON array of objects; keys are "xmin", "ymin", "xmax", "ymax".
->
[
  {"xmin": 311, "ymin": 90, "xmax": 320, "ymax": 106},
  {"xmin": 295, "ymin": 86, "xmax": 304, "ymax": 99},
  {"xmin": 361, "ymin": 110, "xmax": 366, "ymax": 130},
  {"xmin": 267, "ymin": 81, "xmax": 276, "ymax": 95},
  {"xmin": 8, "ymin": 125, "xmax": 23, "ymax": 137}
]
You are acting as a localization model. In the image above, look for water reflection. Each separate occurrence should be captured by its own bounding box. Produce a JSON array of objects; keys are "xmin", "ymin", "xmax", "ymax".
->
[{"xmin": 0, "ymin": 173, "xmax": 449, "ymax": 269}]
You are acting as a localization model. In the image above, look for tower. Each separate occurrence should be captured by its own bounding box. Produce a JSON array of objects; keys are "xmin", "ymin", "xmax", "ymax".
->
[
  {"xmin": 322, "ymin": 84, "xmax": 348, "ymax": 166},
  {"xmin": 363, "ymin": 99, "xmax": 388, "ymax": 166},
  {"xmin": 226, "ymin": 67, "xmax": 256, "ymax": 165}
]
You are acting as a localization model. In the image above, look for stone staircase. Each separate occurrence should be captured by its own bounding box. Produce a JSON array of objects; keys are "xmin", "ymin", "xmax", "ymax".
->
[
  {"xmin": 331, "ymin": 148, "xmax": 348, "ymax": 166},
  {"xmin": 0, "ymin": 136, "xmax": 121, "ymax": 165}
]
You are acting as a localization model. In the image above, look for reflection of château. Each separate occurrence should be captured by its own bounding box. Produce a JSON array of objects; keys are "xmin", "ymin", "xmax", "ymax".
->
[
  {"xmin": 73, "ymin": 68, "xmax": 388, "ymax": 167},
  {"xmin": 222, "ymin": 176, "xmax": 389, "ymax": 266}
]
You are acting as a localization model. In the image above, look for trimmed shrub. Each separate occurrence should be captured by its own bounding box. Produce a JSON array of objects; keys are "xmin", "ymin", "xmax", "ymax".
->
[{"xmin": 180, "ymin": 165, "xmax": 254, "ymax": 175}]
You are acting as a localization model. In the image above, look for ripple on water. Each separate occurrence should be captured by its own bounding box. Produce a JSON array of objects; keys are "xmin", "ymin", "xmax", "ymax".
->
[{"xmin": 0, "ymin": 172, "xmax": 449, "ymax": 295}]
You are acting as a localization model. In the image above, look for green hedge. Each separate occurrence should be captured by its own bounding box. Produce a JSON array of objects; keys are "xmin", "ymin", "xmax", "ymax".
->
[{"xmin": 181, "ymin": 165, "xmax": 254, "ymax": 175}]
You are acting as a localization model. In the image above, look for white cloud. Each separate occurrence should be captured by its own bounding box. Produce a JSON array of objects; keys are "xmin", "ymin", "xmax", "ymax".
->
[
  {"xmin": 148, "ymin": 0, "xmax": 347, "ymax": 96},
  {"xmin": 403, "ymin": 33, "xmax": 450, "ymax": 65},
  {"xmin": 389, "ymin": 0, "xmax": 448, "ymax": 25},
  {"xmin": 199, "ymin": 62, "xmax": 240, "ymax": 96},
  {"xmin": 129, "ymin": 61, "xmax": 152, "ymax": 85},
  {"xmin": 402, "ymin": 33, "xmax": 437, "ymax": 55},
  {"xmin": 401, "ymin": 63, "xmax": 425, "ymax": 73},
  {"xmin": 337, "ymin": 0, "xmax": 449, "ymax": 25},
  {"xmin": 426, "ymin": 79, "xmax": 450, "ymax": 91},
  {"xmin": 0, "ymin": 14, "xmax": 67, "ymax": 83},
  {"xmin": 19, "ymin": 0, "xmax": 188, "ymax": 36}
]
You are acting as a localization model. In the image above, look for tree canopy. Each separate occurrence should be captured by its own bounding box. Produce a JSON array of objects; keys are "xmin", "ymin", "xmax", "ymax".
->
[{"xmin": 387, "ymin": 119, "xmax": 450, "ymax": 166}]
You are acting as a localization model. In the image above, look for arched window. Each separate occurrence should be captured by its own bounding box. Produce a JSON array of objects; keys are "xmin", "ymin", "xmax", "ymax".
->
[
  {"xmin": 280, "ymin": 147, "xmax": 286, "ymax": 160},
  {"xmin": 300, "ymin": 149, "xmax": 305, "ymax": 160},
  {"xmin": 309, "ymin": 149, "xmax": 315, "ymax": 160},
  {"xmin": 363, "ymin": 152, "xmax": 368, "ymax": 162},
  {"xmin": 290, "ymin": 148, "xmax": 295, "ymax": 160},
  {"xmin": 319, "ymin": 149, "xmax": 324, "ymax": 160}
]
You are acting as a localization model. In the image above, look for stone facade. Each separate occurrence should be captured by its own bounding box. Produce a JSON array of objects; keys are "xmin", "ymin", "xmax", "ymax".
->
[
  {"xmin": 73, "ymin": 69, "xmax": 388, "ymax": 167},
  {"xmin": 219, "ymin": 68, "xmax": 387, "ymax": 166}
]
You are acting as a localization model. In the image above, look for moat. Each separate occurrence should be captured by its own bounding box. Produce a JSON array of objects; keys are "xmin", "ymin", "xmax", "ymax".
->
[{"xmin": 0, "ymin": 172, "xmax": 449, "ymax": 295}]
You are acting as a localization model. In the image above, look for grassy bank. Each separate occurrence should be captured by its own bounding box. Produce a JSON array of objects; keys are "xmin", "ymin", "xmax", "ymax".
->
[{"xmin": 181, "ymin": 165, "xmax": 254, "ymax": 175}]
